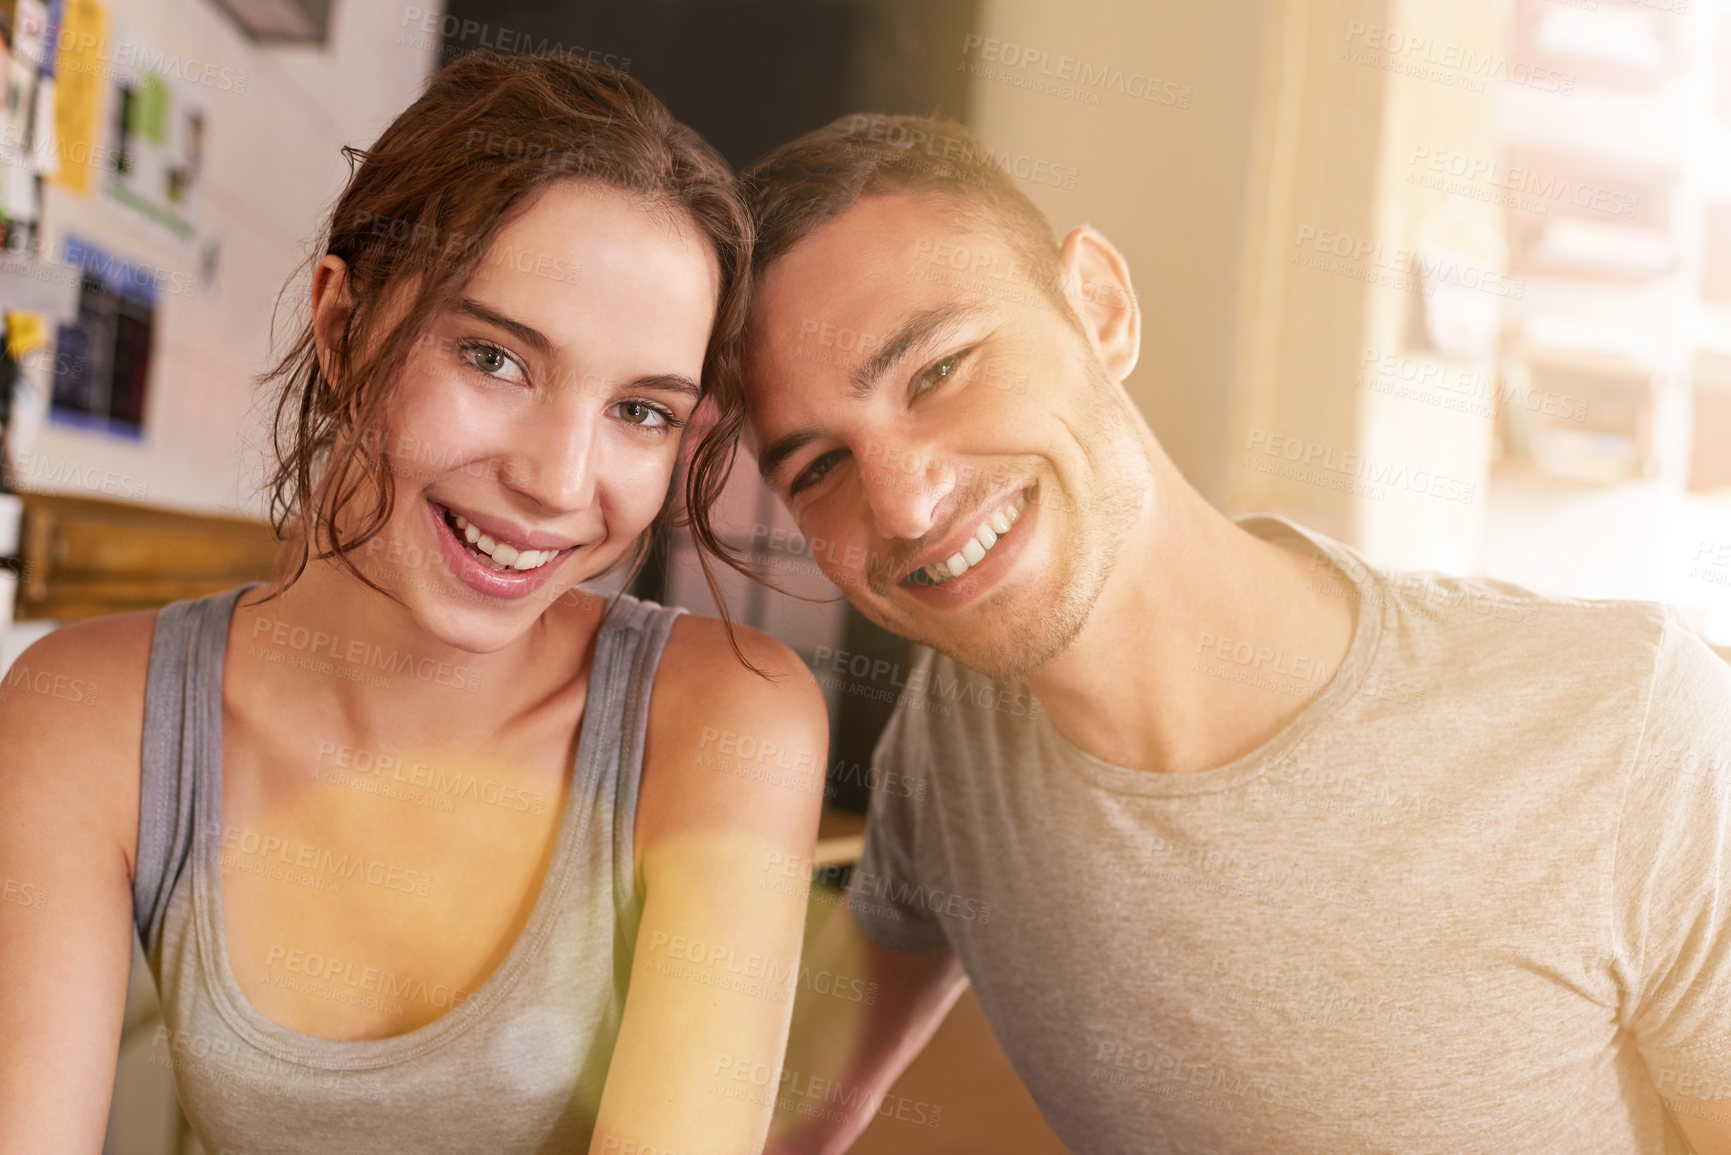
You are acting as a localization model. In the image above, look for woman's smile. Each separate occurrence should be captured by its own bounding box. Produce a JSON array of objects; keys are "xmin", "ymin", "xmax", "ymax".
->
[{"xmin": 426, "ymin": 498, "xmax": 580, "ymax": 600}]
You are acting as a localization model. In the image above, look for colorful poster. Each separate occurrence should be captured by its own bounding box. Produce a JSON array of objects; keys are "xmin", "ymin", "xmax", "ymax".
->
[
  {"xmin": 105, "ymin": 27, "xmax": 201, "ymax": 239},
  {"xmin": 0, "ymin": 0, "xmax": 49, "ymax": 169},
  {"xmin": 50, "ymin": 233, "xmax": 155, "ymax": 437}
]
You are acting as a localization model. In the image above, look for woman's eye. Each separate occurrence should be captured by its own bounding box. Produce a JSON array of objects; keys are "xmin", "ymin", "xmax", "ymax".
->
[
  {"xmin": 460, "ymin": 342, "xmax": 526, "ymax": 384},
  {"xmin": 617, "ymin": 400, "xmax": 668, "ymax": 427}
]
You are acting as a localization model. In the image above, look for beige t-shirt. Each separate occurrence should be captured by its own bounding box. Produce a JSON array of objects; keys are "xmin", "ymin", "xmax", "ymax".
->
[{"xmin": 849, "ymin": 516, "xmax": 1731, "ymax": 1154}]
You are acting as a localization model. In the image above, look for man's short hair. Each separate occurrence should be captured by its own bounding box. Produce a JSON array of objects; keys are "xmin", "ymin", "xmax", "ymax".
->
[{"xmin": 739, "ymin": 112, "xmax": 1067, "ymax": 305}]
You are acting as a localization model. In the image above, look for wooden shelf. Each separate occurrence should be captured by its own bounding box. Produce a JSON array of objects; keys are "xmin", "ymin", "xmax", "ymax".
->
[
  {"xmin": 15, "ymin": 492, "xmax": 281, "ymax": 620},
  {"xmin": 813, "ymin": 807, "xmax": 866, "ymax": 868}
]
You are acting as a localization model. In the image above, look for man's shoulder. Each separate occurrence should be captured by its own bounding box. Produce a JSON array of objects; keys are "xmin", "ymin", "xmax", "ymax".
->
[
  {"xmin": 1379, "ymin": 567, "xmax": 1668, "ymax": 644},
  {"xmin": 1387, "ymin": 564, "xmax": 1657, "ymax": 639},
  {"xmin": 1255, "ymin": 512, "xmax": 1676, "ymax": 665},
  {"xmin": 1367, "ymin": 565, "xmax": 1709, "ymax": 725}
]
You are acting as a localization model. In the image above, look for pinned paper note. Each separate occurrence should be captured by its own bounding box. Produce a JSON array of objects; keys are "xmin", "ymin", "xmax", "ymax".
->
[{"xmin": 49, "ymin": 0, "xmax": 110, "ymax": 197}]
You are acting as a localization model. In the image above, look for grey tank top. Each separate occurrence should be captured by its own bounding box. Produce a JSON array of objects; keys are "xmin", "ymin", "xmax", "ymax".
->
[{"xmin": 133, "ymin": 585, "xmax": 682, "ymax": 1153}]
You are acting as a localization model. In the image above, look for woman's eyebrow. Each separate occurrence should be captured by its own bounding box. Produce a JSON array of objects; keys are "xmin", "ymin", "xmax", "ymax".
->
[
  {"xmin": 627, "ymin": 373, "xmax": 702, "ymax": 400},
  {"xmin": 452, "ymin": 300, "xmax": 701, "ymax": 400},
  {"xmin": 452, "ymin": 297, "xmax": 554, "ymax": 357}
]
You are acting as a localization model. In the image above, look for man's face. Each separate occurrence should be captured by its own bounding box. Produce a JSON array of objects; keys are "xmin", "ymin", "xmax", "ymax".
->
[{"xmin": 745, "ymin": 193, "xmax": 1153, "ymax": 682}]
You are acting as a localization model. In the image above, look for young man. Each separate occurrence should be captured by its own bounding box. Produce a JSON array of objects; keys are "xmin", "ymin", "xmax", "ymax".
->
[{"xmin": 733, "ymin": 114, "xmax": 1731, "ymax": 1154}]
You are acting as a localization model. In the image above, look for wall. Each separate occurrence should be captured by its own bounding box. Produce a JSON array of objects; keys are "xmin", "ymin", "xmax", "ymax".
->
[
  {"xmin": 963, "ymin": 0, "xmax": 1273, "ymax": 507},
  {"xmin": 20, "ymin": 0, "xmax": 436, "ymax": 516}
]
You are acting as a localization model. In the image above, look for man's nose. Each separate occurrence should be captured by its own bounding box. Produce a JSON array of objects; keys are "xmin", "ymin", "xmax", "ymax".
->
[{"xmin": 859, "ymin": 444, "xmax": 956, "ymax": 542}]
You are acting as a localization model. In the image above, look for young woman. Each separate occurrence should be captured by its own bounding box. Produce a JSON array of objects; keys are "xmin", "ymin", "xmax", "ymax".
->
[{"xmin": 0, "ymin": 52, "xmax": 826, "ymax": 1153}]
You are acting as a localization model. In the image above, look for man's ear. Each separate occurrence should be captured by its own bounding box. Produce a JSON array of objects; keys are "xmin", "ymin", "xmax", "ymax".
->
[
  {"xmin": 310, "ymin": 254, "xmax": 354, "ymax": 387},
  {"xmin": 1057, "ymin": 226, "xmax": 1140, "ymax": 381}
]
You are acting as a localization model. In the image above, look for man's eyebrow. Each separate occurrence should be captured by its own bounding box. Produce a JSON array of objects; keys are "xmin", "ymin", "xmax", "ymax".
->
[
  {"xmin": 453, "ymin": 297, "xmax": 554, "ymax": 357},
  {"xmin": 757, "ymin": 305, "xmax": 991, "ymax": 481},
  {"xmin": 848, "ymin": 303, "xmax": 990, "ymax": 399},
  {"xmin": 757, "ymin": 427, "xmax": 821, "ymax": 483}
]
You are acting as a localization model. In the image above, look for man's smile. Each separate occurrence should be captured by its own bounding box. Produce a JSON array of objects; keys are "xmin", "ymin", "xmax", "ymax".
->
[{"xmin": 903, "ymin": 488, "xmax": 1031, "ymax": 587}]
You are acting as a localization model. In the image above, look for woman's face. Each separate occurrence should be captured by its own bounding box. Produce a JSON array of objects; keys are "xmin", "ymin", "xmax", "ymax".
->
[{"xmin": 340, "ymin": 181, "xmax": 720, "ymax": 652}]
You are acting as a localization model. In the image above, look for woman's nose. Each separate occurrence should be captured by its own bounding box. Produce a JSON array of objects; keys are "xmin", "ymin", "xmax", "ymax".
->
[{"xmin": 501, "ymin": 409, "xmax": 599, "ymax": 513}]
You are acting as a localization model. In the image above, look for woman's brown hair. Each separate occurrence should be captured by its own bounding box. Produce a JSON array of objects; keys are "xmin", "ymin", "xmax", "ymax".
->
[{"xmin": 263, "ymin": 49, "xmax": 752, "ymax": 642}]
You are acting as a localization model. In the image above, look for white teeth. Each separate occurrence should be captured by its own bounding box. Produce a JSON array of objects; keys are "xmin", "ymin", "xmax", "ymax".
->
[
  {"xmin": 444, "ymin": 508, "xmax": 561, "ymax": 573},
  {"xmin": 915, "ymin": 493, "xmax": 1027, "ymax": 586}
]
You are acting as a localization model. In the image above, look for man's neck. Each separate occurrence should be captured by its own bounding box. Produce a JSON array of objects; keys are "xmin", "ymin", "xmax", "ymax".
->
[{"xmin": 1025, "ymin": 454, "xmax": 1357, "ymax": 776}]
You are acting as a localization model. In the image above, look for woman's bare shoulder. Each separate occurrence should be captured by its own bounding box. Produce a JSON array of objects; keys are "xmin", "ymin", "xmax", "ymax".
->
[
  {"xmin": 0, "ymin": 610, "xmax": 160, "ymax": 869},
  {"xmin": 638, "ymin": 612, "xmax": 828, "ymax": 843},
  {"xmin": 656, "ymin": 612, "xmax": 826, "ymax": 722},
  {"xmin": 1, "ymin": 609, "xmax": 158, "ymax": 715}
]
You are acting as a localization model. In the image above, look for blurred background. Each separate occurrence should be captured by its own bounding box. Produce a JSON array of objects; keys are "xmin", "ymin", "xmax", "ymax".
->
[{"xmin": 0, "ymin": 0, "xmax": 1725, "ymax": 1150}]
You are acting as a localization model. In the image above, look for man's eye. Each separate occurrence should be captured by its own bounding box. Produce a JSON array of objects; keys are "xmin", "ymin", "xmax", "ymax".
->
[
  {"xmin": 791, "ymin": 449, "xmax": 847, "ymax": 496},
  {"xmin": 617, "ymin": 400, "xmax": 670, "ymax": 427},
  {"xmin": 916, "ymin": 350, "xmax": 970, "ymax": 396}
]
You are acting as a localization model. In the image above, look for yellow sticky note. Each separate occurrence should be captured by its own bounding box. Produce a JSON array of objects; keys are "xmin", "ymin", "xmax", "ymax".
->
[
  {"xmin": 5, "ymin": 310, "xmax": 48, "ymax": 360},
  {"xmin": 49, "ymin": 0, "xmax": 109, "ymax": 197}
]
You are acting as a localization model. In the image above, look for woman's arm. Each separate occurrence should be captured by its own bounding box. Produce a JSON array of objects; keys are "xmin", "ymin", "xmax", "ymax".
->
[
  {"xmin": 590, "ymin": 616, "xmax": 828, "ymax": 1155},
  {"xmin": 0, "ymin": 615, "xmax": 153, "ymax": 1153}
]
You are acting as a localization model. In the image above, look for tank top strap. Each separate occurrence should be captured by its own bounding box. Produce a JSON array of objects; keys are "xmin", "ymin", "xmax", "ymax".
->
[
  {"xmin": 589, "ymin": 592, "xmax": 685, "ymax": 920},
  {"xmin": 134, "ymin": 584, "xmax": 256, "ymax": 960}
]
